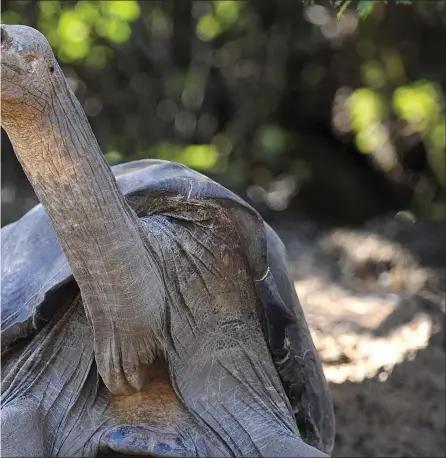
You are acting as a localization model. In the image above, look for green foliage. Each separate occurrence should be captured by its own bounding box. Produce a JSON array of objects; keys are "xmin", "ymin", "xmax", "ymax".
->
[
  {"xmin": 334, "ymin": 0, "xmax": 413, "ymax": 19},
  {"xmin": 393, "ymin": 81, "xmax": 446, "ymax": 186},
  {"xmin": 346, "ymin": 55, "xmax": 445, "ymax": 205},
  {"xmin": 104, "ymin": 150, "xmax": 123, "ymax": 165},
  {"xmin": 147, "ymin": 142, "xmax": 220, "ymax": 171},
  {"xmin": 393, "ymin": 81, "xmax": 443, "ymax": 132},
  {"xmin": 347, "ymin": 79, "xmax": 445, "ymax": 165},
  {"xmin": 178, "ymin": 144, "xmax": 220, "ymax": 170},
  {"xmin": 2, "ymin": 0, "xmax": 444, "ymax": 223},
  {"xmin": 348, "ymin": 88, "xmax": 388, "ymax": 154},
  {"xmin": 197, "ymin": 1, "xmax": 242, "ymax": 40},
  {"xmin": 36, "ymin": 0, "xmax": 140, "ymax": 64}
]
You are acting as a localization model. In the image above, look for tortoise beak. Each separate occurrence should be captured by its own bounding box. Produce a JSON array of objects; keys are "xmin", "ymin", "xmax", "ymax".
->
[
  {"xmin": 0, "ymin": 25, "xmax": 27, "ymax": 101},
  {"xmin": 1, "ymin": 24, "xmax": 23, "ymax": 59},
  {"xmin": 1, "ymin": 24, "xmax": 31, "ymax": 54}
]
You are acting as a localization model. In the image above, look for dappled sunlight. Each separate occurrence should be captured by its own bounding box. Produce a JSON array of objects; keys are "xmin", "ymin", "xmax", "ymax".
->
[
  {"xmin": 297, "ymin": 275, "xmax": 434, "ymax": 383},
  {"xmin": 296, "ymin": 277, "xmax": 400, "ymax": 329},
  {"xmin": 286, "ymin": 221, "xmax": 444, "ymax": 387}
]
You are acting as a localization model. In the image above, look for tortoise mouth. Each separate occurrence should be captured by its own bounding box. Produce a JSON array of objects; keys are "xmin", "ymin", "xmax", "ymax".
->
[{"xmin": 0, "ymin": 58, "xmax": 28, "ymax": 104}]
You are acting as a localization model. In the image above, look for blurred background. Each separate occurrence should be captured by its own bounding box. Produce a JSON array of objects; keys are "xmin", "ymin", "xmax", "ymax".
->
[{"xmin": 1, "ymin": 1, "xmax": 445, "ymax": 456}]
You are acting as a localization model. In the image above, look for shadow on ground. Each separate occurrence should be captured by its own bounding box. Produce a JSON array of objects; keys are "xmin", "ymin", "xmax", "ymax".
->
[
  {"xmin": 331, "ymin": 322, "xmax": 445, "ymax": 458},
  {"xmin": 273, "ymin": 216, "xmax": 445, "ymax": 457}
]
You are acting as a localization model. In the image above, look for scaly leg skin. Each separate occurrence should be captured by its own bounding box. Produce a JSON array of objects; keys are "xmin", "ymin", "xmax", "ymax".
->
[{"xmin": 141, "ymin": 211, "xmax": 329, "ymax": 457}]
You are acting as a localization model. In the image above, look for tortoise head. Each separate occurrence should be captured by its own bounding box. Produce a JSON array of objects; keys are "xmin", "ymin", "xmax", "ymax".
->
[{"xmin": 1, "ymin": 24, "xmax": 62, "ymax": 127}]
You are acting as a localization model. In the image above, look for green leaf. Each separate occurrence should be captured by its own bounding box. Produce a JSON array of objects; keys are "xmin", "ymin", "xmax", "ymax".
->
[
  {"xmin": 100, "ymin": 1, "xmax": 140, "ymax": 22},
  {"xmin": 58, "ymin": 11, "xmax": 90, "ymax": 43},
  {"xmin": 336, "ymin": 0, "xmax": 352, "ymax": 19},
  {"xmin": 197, "ymin": 13, "xmax": 221, "ymax": 40},
  {"xmin": 105, "ymin": 150, "xmax": 124, "ymax": 165},
  {"xmin": 177, "ymin": 145, "xmax": 219, "ymax": 170},
  {"xmin": 39, "ymin": 1, "xmax": 60, "ymax": 19},
  {"xmin": 357, "ymin": 0, "xmax": 375, "ymax": 19},
  {"xmin": 348, "ymin": 88, "xmax": 387, "ymax": 133},
  {"xmin": 96, "ymin": 17, "xmax": 131, "ymax": 43},
  {"xmin": 59, "ymin": 40, "xmax": 91, "ymax": 62},
  {"xmin": 392, "ymin": 80, "xmax": 442, "ymax": 132},
  {"xmin": 214, "ymin": 1, "xmax": 241, "ymax": 25},
  {"xmin": 75, "ymin": 1, "xmax": 100, "ymax": 25},
  {"xmin": 335, "ymin": 0, "xmax": 413, "ymax": 19}
]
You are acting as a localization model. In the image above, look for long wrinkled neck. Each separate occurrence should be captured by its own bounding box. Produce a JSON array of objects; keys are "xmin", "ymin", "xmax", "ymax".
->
[
  {"xmin": 6, "ymin": 75, "xmax": 134, "ymax": 238},
  {"xmin": 3, "ymin": 68, "xmax": 162, "ymax": 394}
]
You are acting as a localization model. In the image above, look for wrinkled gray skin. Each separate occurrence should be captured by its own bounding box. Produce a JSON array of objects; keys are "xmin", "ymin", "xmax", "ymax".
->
[{"xmin": 1, "ymin": 25, "xmax": 334, "ymax": 457}]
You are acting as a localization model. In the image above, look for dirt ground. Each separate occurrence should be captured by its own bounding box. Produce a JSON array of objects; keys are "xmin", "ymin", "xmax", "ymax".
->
[{"xmin": 272, "ymin": 215, "xmax": 445, "ymax": 457}]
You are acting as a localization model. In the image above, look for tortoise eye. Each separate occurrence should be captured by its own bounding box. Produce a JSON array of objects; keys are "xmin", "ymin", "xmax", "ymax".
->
[{"xmin": 49, "ymin": 65, "xmax": 54, "ymax": 73}]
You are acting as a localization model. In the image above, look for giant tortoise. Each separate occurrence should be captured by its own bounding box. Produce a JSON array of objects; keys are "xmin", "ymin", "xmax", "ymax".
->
[{"xmin": 1, "ymin": 24, "xmax": 335, "ymax": 457}]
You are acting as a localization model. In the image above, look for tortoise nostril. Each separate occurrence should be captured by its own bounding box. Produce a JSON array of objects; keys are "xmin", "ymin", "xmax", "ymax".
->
[
  {"xmin": 1, "ymin": 26, "xmax": 13, "ymax": 52},
  {"xmin": 1, "ymin": 26, "xmax": 10, "ymax": 48}
]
